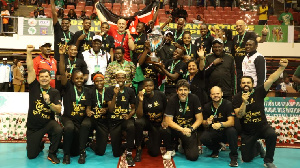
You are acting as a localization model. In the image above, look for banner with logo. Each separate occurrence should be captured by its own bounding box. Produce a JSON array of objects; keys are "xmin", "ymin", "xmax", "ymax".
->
[
  {"xmin": 23, "ymin": 18, "xmax": 54, "ymax": 36},
  {"xmin": 264, "ymin": 97, "xmax": 300, "ymax": 117}
]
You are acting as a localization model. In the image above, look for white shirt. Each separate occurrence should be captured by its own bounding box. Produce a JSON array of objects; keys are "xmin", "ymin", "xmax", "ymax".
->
[
  {"xmin": 82, "ymin": 49, "xmax": 110, "ymax": 85},
  {"xmin": 0, "ymin": 64, "xmax": 11, "ymax": 83}
]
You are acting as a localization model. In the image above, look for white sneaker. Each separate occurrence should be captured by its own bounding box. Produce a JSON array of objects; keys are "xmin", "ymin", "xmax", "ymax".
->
[{"xmin": 163, "ymin": 150, "xmax": 176, "ymax": 160}]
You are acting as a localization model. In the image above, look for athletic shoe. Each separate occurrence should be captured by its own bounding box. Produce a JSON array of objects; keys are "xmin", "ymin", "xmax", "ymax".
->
[
  {"xmin": 48, "ymin": 153, "xmax": 60, "ymax": 164},
  {"xmin": 198, "ymin": 146, "xmax": 203, "ymax": 155},
  {"xmin": 134, "ymin": 148, "xmax": 142, "ymax": 162},
  {"xmin": 258, "ymin": 140, "xmax": 266, "ymax": 158},
  {"xmin": 63, "ymin": 155, "xmax": 70, "ymax": 164},
  {"xmin": 229, "ymin": 158, "xmax": 238, "ymax": 167},
  {"xmin": 78, "ymin": 151, "xmax": 86, "ymax": 164},
  {"xmin": 264, "ymin": 162, "xmax": 277, "ymax": 168},
  {"xmin": 210, "ymin": 151, "xmax": 219, "ymax": 158},
  {"xmin": 220, "ymin": 142, "xmax": 226, "ymax": 151},
  {"xmin": 126, "ymin": 154, "xmax": 135, "ymax": 167},
  {"xmin": 163, "ymin": 150, "xmax": 175, "ymax": 160}
]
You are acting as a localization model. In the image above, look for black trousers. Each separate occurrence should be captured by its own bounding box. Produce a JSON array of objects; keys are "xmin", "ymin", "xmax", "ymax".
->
[
  {"xmin": 109, "ymin": 118, "xmax": 135, "ymax": 157},
  {"xmin": 135, "ymin": 117, "xmax": 168, "ymax": 157},
  {"xmin": 61, "ymin": 116, "xmax": 91, "ymax": 156},
  {"xmin": 241, "ymin": 124, "xmax": 277, "ymax": 163},
  {"xmin": 26, "ymin": 120, "xmax": 63, "ymax": 159},
  {"xmin": 163, "ymin": 127, "xmax": 199, "ymax": 161},
  {"xmin": 81, "ymin": 117, "xmax": 109, "ymax": 156},
  {"xmin": 200, "ymin": 127, "xmax": 238, "ymax": 159},
  {"xmin": 0, "ymin": 82, "xmax": 9, "ymax": 92}
]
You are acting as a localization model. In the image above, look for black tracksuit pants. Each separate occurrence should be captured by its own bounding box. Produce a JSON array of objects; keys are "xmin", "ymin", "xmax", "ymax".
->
[
  {"xmin": 27, "ymin": 120, "xmax": 63, "ymax": 159},
  {"xmin": 109, "ymin": 118, "xmax": 135, "ymax": 157}
]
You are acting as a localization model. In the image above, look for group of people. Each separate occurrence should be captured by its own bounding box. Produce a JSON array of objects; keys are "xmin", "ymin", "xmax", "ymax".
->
[{"xmin": 20, "ymin": 1, "xmax": 296, "ymax": 168}]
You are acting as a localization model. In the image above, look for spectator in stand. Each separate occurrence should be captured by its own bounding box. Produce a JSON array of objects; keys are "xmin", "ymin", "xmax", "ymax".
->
[
  {"xmin": 268, "ymin": 3, "xmax": 274, "ymax": 16},
  {"xmin": 258, "ymin": 1, "xmax": 268, "ymax": 25},
  {"xmin": 66, "ymin": 0, "xmax": 76, "ymax": 8},
  {"xmin": 169, "ymin": 0, "xmax": 178, "ymax": 9},
  {"xmin": 1, "ymin": 5, "xmax": 10, "ymax": 34},
  {"xmin": 37, "ymin": 9, "xmax": 47, "ymax": 18},
  {"xmin": 67, "ymin": 9, "xmax": 77, "ymax": 20},
  {"xmin": 35, "ymin": 2, "xmax": 44, "ymax": 11},
  {"xmin": 193, "ymin": 15, "xmax": 203, "ymax": 24},
  {"xmin": 54, "ymin": 0, "xmax": 64, "ymax": 9},
  {"xmin": 279, "ymin": 7, "xmax": 294, "ymax": 25},
  {"xmin": 90, "ymin": 13, "xmax": 99, "ymax": 21},
  {"xmin": 276, "ymin": 76, "xmax": 293, "ymax": 93},
  {"xmin": 34, "ymin": 10, "xmax": 38, "ymax": 18},
  {"xmin": 0, "ymin": 58, "xmax": 12, "ymax": 92},
  {"xmin": 57, "ymin": 8, "xmax": 64, "ymax": 19},
  {"xmin": 292, "ymin": 66, "xmax": 300, "ymax": 92},
  {"xmin": 171, "ymin": 7, "xmax": 179, "ymax": 23},
  {"xmin": 79, "ymin": 10, "xmax": 87, "ymax": 20},
  {"xmin": 13, "ymin": 60, "xmax": 25, "ymax": 92},
  {"xmin": 177, "ymin": 5, "xmax": 187, "ymax": 21}
]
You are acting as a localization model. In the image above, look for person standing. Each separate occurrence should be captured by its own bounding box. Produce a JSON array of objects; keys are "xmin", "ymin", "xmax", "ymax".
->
[
  {"xmin": 163, "ymin": 79, "xmax": 203, "ymax": 161},
  {"xmin": 100, "ymin": 22, "xmax": 115, "ymax": 61},
  {"xmin": 131, "ymin": 22, "xmax": 147, "ymax": 66},
  {"xmin": 73, "ymin": 17, "xmax": 95, "ymax": 59},
  {"xmin": 194, "ymin": 24, "xmax": 214, "ymax": 55},
  {"xmin": 26, "ymin": 45, "xmax": 62, "ymax": 164},
  {"xmin": 233, "ymin": 59, "xmax": 288, "ymax": 168},
  {"xmin": 134, "ymin": 78, "xmax": 168, "ymax": 162},
  {"xmin": 292, "ymin": 65, "xmax": 300, "ymax": 92},
  {"xmin": 182, "ymin": 31, "xmax": 198, "ymax": 60},
  {"xmin": 170, "ymin": 18, "xmax": 185, "ymax": 46},
  {"xmin": 13, "ymin": 60, "xmax": 25, "ymax": 92},
  {"xmin": 242, "ymin": 39, "xmax": 266, "ymax": 88},
  {"xmin": 278, "ymin": 8, "xmax": 294, "ymax": 25},
  {"xmin": 258, "ymin": 1, "xmax": 268, "ymax": 25},
  {"xmin": 83, "ymin": 35, "xmax": 110, "ymax": 86},
  {"xmin": 157, "ymin": 31, "xmax": 176, "ymax": 63},
  {"xmin": 0, "ymin": 58, "xmax": 12, "ymax": 92},
  {"xmin": 200, "ymin": 86, "xmax": 238, "ymax": 167},
  {"xmin": 105, "ymin": 70, "xmax": 136, "ymax": 166}
]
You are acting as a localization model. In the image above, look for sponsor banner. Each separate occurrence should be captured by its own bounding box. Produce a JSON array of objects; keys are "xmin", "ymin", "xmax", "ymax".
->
[
  {"xmin": 23, "ymin": 18, "xmax": 54, "ymax": 35},
  {"xmin": 264, "ymin": 97, "xmax": 300, "ymax": 117}
]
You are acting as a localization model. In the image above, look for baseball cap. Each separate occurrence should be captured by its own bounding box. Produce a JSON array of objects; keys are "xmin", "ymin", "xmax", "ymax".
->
[
  {"xmin": 212, "ymin": 38, "xmax": 223, "ymax": 45},
  {"xmin": 93, "ymin": 35, "xmax": 102, "ymax": 42},
  {"xmin": 39, "ymin": 42, "xmax": 52, "ymax": 47},
  {"xmin": 164, "ymin": 30, "xmax": 173, "ymax": 37}
]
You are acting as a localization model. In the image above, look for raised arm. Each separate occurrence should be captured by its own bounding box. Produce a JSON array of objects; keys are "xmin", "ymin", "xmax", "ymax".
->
[
  {"xmin": 264, "ymin": 59, "xmax": 288, "ymax": 91},
  {"xmin": 136, "ymin": 91, "xmax": 144, "ymax": 118},
  {"xmin": 26, "ymin": 45, "xmax": 36, "ymax": 84},
  {"xmin": 197, "ymin": 46, "xmax": 205, "ymax": 71},
  {"xmin": 50, "ymin": 0, "xmax": 58, "ymax": 25},
  {"xmin": 59, "ymin": 45, "xmax": 68, "ymax": 86},
  {"xmin": 138, "ymin": 40, "xmax": 150, "ymax": 66},
  {"xmin": 152, "ymin": 4, "xmax": 159, "ymax": 23}
]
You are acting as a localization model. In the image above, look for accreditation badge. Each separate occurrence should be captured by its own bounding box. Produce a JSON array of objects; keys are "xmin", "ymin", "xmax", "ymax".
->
[
  {"xmin": 94, "ymin": 65, "xmax": 100, "ymax": 72},
  {"xmin": 50, "ymin": 70, "xmax": 55, "ymax": 79}
]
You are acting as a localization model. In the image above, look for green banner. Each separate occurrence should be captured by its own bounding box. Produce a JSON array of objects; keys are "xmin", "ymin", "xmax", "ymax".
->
[{"xmin": 264, "ymin": 97, "xmax": 300, "ymax": 117}]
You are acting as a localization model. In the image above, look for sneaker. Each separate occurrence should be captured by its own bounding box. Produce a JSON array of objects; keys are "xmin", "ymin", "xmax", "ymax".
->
[
  {"xmin": 220, "ymin": 142, "xmax": 226, "ymax": 151},
  {"xmin": 257, "ymin": 140, "xmax": 266, "ymax": 158},
  {"xmin": 63, "ymin": 155, "xmax": 70, "ymax": 164},
  {"xmin": 134, "ymin": 148, "xmax": 142, "ymax": 162},
  {"xmin": 126, "ymin": 154, "xmax": 135, "ymax": 167},
  {"xmin": 163, "ymin": 150, "xmax": 175, "ymax": 160},
  {"xmin": 78, "ymin": 152, "xmax": 86, "ymax": 164},
  {"xmin": 264, "ymin": 162, "xmax": 277, "ymax": 168},
  {"xmin": 229, "ymin": 158, "xmax": 238, "ymax": 167},
  {"xmin": 48, "ymin": 153, "xmax": 60, "ymax": 164},
  {"xmin": 209, "ymin": 151, "xmax": 219, "ymax": 158},
  {"xmin": 198, "ymin": 146, "xmax": 203, "ymax": 155}
]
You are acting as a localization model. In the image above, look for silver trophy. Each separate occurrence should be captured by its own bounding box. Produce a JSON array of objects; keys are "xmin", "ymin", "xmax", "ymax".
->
[{"xmin": 147, "ymin": 27, "xmax": 163, "ymax": 63}]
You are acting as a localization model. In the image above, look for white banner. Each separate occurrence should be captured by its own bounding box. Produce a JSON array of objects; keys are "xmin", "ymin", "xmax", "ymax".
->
[{"xmin": 0, "ymin": 92, "xmax": 29, "ymax": 114}]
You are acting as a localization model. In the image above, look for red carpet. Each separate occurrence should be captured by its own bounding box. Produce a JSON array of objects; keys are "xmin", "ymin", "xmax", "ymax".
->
[{"xmin": 117, "ymin": 148, "xmax": 175, "ymax": 168}]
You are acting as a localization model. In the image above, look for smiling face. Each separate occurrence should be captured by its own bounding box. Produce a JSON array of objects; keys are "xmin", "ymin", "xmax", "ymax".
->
[
  {"xmin": 212, "ymin": 43, "xmax": 223, "ymax": 56},
  {"xmin": 39, "ymin": 71, "xmax": 51, "ymax": 86},
  {"xmin": 61, "ymin": 19, "xmax": 71, "ymax": 32},
  {"xmin": 114, "ymin": 49, "xmax": 124, "ymax": 62},
  {"xmin": 136, "ymin": 23, "xmax": 145, "ymax": 33},
  {"xmin": 210, "ymin": 86, "xmax": 223, "ymax": 103},
  {"xmin": 177, "ymin": 86, "xmax": 189, "ymax": 102},
  {"xmin": 245, "ymin": 40, "xmax": 257, "ymax": 53},
  {"xmin": 101, "ymin": 23, "xmax": 109, "ymax": 35},
  {"xmin": 236, "ymin": 20, "xmax": 246, "ymax": 35},
  {"xmin": 68, "ymin": 45, "xmax": 78, "ymax": 57},
  {"xmin": 94, "ymin": 76, "xmax": 104, "ymax": 90},
  {"xmin": 173, "ymin": 48, "xmax": 183, "ymax": 60},
  {"xmin": 116, "ymin": 73, "xmax": 126, "ymax": 87},
  {"xmin": 117, "ymin": 19, "xmax": 126, "ymax": 32},
  {"xmin": 183, "ymin": 33, "xmax": 191, "ymax": 45},
  {"xmin": 188, "ymin": 61, "xmax": 198, "ymax": 75},
  {"xmin": 240, "ymin": 77, "xmax": 254, "ymax": 92},
  {"xmin": 72, "ymin": 71, "xmax": 84, "ymax": 88},
  {"xmin": 177, "ymin": 18, "xmax": 185, "ymax": 31},
  {"xmin": 83, "ymin": 19, "xmax": 92, "ymax": 31},
  {"xmin": 200, "ymin": 25, "xmax": 208, "ymax": 37},
  {"xmin": 92, "ymin": 40, "xmax": 102, "ymax": 53},
  {"xmin": 40, "ymin": 44, "xmax": 51, "ymax": 56}
]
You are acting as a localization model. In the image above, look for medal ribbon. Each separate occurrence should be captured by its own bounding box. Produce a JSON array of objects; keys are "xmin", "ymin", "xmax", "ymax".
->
[
  {"xmin": 184, "ymin": 43, "xmax": 192, "ymax": 56},
  {"xmin": 174, "ymin": 30, "xmax": 184, "ymax": 42},
  {"xmin": 83, "ymin": 30, "xmax": 90, "ymax": 41},
  {"xmin": 179, "ymin": 96, "xmax": 189, "ymax": 115},
  {"xmin": 63, "ymin": 31, "xmax": 71, "ymax": 43},
  {"xmin": 211, "ymin": 98, "xmax": 223, "ymax": 118},
  {"xmin": 40, "ymin": 87, "xmax": 49, "ymax": 94},
  {"xmin": 237, "ymin": 31, "xmax": 246, "ymax": 47},
  {"xmin": 74, "ymin": 86, "xmax": 84, "ymax": 105},
  {"xmin": 170, "ymin": 60, "xmax": 180, "ymax": 73},
  {"xmin": 68, "ymin": 58, "xmax": 76, "ymax": 74},
  {"xmin": 96, "ymin": 88, "xmax": 105, "ymax": 108}
]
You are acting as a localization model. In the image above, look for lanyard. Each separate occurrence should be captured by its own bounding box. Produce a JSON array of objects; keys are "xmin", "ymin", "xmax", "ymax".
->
[
  {"xmin": 83, "ymin": 30, "xmax": 90, "ymax": 41},
  {"xmin": 135, "ymin": 33, "xmax": 143, "ymax": 43},
  {"xmin": 68, "ymin": 58, "xmax": 76, "ymax": 74},
  {"xmin": 211, "ymin": 98, "xmax": 223, "ymax": 117},
  {"xmin": 237, "ymin": 32, "xmax": 246, "ymax": 47},
  {"xmin": 63, "ymin": 31, "xmax": 71, "ymax": 43},
  {"xmin": 96, "ymin": 88, "xmax": 105, "ymax": 108},
  {"xmin": 170, "ymin": 60, "xmax": 180, "ymax": 73},
  {"xmin": 39, "ymin": 55, "xmax": 52, "ymax": 69},
  {"xmin": 174, "ymin": 30, "xmax": 184, "ymax": 42},
  {"xmin": 92, "ymin": 50, "xmax": 101, "ymax": 64},
  {"xmin": 184, "ymin": 43, "xmax": 192, "ymax": 56},
  {"xmin": 40, "ymin": 87, "xmax": 49, "ymax": 94},
  {"xmin": 179, "ymin": 96, "xmax": 189, "ymax": 115},
  {"xmin": 74, "ymin": 85, "xmax": 84, "ymax": 105}
]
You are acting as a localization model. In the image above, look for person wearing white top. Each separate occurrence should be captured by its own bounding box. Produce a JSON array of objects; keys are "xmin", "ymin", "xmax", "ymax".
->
[
  {"xmin": 82, "ymin": 35, "xmax": 111, "ymax": 86},
  {"xmin": 0, "ymin": 58, "xmax": 12, "ymax": 92}
]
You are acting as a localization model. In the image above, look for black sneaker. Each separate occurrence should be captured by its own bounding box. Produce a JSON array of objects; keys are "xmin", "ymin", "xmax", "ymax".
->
[
  {"xmin": 209, "ymin": 150, "xmax": 219, "ymax": 158},
  {"xmin": 63, "ymin": 155, "xmax": 70, "ymax": 164},
  {"xmin": 126, "ymin": 154, "xmax": 135, "ymax": 167},
  {"xmin": 264, "ymin": 162, "xmax": 277, "ymax": 168},
  {"xmin": 48, "ymin": 153, "xmax": 60, "ymax": 164},
  {"xmin": 229, "ymin": 158, "xmax": 238, "ymax": 167},
  {"xmin": 134, "ymin": 149, "xmax": 142, "ymax": 162},
  {"xmin": 78, "ymin": 152, "xmax": 86, "ymax": 164}
]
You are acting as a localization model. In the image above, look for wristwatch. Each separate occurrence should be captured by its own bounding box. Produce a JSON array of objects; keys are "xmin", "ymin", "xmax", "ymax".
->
[
  {"xmin": 189, "ymin": 127, "xmax": 195, "ymax": 132},
  {"xmin": 220, "ymin": 122, "xmax": 224, "ymax": 128}
]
